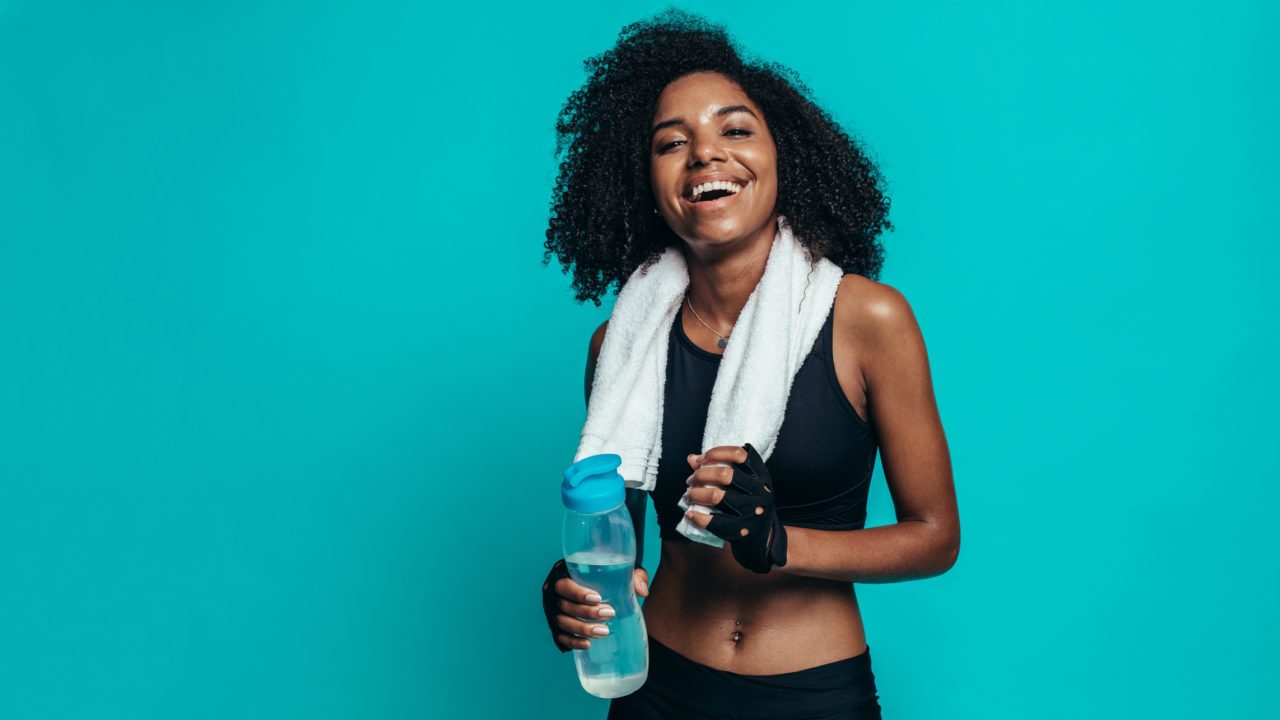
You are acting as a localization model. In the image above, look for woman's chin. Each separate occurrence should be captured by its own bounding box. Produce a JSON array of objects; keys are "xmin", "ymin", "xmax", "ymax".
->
[{"xmin": 677, "ymin": 215, "xmax": 770, "ymax": 249}]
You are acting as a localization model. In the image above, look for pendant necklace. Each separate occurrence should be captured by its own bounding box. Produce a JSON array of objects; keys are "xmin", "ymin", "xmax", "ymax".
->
[{"xmin": 685, "ymin": 292, "xmax": 731, "ymax": 349}]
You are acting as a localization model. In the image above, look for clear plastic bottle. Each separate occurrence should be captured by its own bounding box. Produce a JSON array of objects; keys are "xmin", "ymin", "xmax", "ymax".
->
[{"xmin": 561, "ymin": 453, "xmax": 649, "ymax": 698}]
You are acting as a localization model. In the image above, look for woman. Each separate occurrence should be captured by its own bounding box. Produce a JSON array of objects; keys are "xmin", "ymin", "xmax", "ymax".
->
[{"xmin": 540, "ymin": 11, "xmax": 959, "ymax": 719}]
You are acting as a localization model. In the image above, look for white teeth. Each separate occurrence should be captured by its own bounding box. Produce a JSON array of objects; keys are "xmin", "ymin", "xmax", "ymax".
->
[{"xmin": 690, "ymin": 181, "xmax": 743, "ymax": 201}]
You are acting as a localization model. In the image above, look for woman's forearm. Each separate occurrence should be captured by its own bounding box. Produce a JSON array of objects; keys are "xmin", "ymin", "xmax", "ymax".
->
[
  {"xmin": 625, "ymin": 488, "xmax": 647, "ymax": 569},
  {"xmin": 779, "ymin": 520, "xmax": 959, "ymax": 583}
]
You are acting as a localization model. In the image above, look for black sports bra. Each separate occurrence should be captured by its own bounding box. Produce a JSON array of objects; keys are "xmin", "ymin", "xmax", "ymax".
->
[{"xmin": 652, "ymin": 295, "xmax": 879, "ymax": 541}]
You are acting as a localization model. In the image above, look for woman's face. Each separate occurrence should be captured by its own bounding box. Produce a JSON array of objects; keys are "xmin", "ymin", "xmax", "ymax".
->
[{"xmin": 649, "ymin": 71, "xmax": 778, "ymax": 252}]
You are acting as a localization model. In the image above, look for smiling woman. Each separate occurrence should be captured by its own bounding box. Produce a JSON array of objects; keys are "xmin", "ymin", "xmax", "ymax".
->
[
  {"xmin": 650, "ymin": 73, "xmax": 779, "ymax": 258},
  {"xmin": 542, "ymin": 11, "xmax": 892, "ymax": 308},
  {"xmin": 539, "ymin": 9, "xmax": 958, "ymax": 720}
]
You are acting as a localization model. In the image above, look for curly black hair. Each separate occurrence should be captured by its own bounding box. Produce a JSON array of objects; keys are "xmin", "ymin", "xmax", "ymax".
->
[{"xmin": 543, "ymin": 8, "xmax": 892, "ymax": 306}]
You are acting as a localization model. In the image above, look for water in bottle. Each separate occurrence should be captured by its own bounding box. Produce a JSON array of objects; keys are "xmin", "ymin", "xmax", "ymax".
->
[{"xmin": 561, "ymin": 454, "xmax": 649, "ymax": 698}]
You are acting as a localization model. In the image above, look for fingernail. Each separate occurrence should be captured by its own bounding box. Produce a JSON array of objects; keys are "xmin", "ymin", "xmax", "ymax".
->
[
  {"xmin": 592, "ymin": 625, "xmax": 610, "ymax": 637},
  {"xmin": 640, "ymin": 581, "xmax": 649, "ymax": 594},
  {"xmin": 585, "ymin": 592, "xmax": 602, "ymax": 603},
  {"xmin": 598, "ymin": 607, "xmax": 615, "ymax": 619}
]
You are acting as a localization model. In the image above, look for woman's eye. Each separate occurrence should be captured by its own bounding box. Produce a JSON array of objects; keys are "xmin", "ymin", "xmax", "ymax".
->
[{"xmin": 657, "ymin": 130, "xmax": 747, "ymax": 153}]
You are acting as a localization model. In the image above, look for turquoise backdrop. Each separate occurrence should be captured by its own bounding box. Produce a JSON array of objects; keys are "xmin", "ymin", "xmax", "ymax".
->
[{"xmin": 2, "ymin": 0, "xmax": 1276, "ymax": 717}]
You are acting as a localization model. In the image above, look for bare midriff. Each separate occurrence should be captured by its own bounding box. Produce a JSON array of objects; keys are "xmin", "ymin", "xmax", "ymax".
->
[{"xmin": 642, "ymin": 538, "xmax": 866, "ymax": 675}]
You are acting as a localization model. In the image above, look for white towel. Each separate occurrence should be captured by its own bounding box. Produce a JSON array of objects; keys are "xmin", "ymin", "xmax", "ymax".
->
[{"xmin": 574, "ymin": 215, "xmax": 844, "ymax": 547}]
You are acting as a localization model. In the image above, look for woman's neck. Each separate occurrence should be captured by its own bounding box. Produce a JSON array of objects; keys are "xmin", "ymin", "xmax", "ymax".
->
[{"xmin": 681, "ymin": 219, "xmax": 776, "ymax": 329}]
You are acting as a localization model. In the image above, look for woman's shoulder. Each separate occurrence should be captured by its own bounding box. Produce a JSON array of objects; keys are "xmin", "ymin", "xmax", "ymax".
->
[
  {"xmin": 588, "ymin": 320, "xmax": 609, "ymax": 363},
  {"xmin": 834, "ymin": 273, "xmax": 923, "ymax": 348}
]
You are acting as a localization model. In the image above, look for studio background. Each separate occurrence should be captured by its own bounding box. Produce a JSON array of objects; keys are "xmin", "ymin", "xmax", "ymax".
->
[{"xmin": 1, "ymin": 1, "xmax": 1275, "ymax": 718}]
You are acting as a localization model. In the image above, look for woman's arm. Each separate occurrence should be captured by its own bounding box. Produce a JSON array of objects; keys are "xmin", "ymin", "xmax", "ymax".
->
[
  {"xmin": 683, "ymin": 283, "xmax": 959, "ymax": 582},
  {"xmin": 625, "ymin": 488, "xmax": 647, "ymax": 571},
  {"xmin": 782, "ymin": 282, "xmax": 958, "ymax": 582}
]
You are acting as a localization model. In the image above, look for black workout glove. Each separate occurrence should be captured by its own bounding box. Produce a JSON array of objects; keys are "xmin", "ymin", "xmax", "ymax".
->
[
  {"xmin": 704, "ymin": 443, "xmax": 788, "ymax": 574},
  {"xmin": 541, "ymin": 558, "xmax": 572, "ymax": 653}
]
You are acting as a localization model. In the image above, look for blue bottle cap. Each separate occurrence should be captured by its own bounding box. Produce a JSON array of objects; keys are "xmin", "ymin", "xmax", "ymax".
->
[{"xmin": 562, "ymin": 454, "xmax": 625, "ymax": 513}]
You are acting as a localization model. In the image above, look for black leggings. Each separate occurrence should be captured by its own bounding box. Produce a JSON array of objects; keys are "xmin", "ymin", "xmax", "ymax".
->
[{"xmin": 607, "ymin": 636, "xmax": 882, "ymax": 720}]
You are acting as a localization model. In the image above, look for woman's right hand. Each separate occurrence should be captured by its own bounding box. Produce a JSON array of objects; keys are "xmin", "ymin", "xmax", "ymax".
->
[{"xmin": 541, "ymin": 559, "xmax": 650, "ymax": 652}]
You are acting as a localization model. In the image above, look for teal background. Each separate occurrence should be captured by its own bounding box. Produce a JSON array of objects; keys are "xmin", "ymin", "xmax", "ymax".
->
[{"xmin": 1, "ymin": 0, "xmax": 1276, "ymax": 717}]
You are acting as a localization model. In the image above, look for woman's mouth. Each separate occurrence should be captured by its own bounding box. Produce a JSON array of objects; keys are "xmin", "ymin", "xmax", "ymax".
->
[{"xmin": 682, "ymin": 180, "xmax": 745, "ymax": 213}]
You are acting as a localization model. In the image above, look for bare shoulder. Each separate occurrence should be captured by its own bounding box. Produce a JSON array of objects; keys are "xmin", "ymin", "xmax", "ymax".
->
[
  {"xmin": 835, "ymin": 274, "xmax": 921, "ymax": 346},
  {"xmin": 834, "ymin": 273, "xmax": 937, "ymax": 423},
  {"xmin": 829, "ymin": 274, "xmax": 921, "ymax": 420}
]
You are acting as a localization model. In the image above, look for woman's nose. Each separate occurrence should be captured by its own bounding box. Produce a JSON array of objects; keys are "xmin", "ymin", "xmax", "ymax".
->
[{"xmin": 689, "ymin": 135, "xmax": 726, "ymax": 165}]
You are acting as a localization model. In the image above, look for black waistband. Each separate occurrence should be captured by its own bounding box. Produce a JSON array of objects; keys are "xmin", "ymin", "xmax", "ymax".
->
[{"xmin": 641, "ymin": 635, "xmax": 880, "ymax": 719}]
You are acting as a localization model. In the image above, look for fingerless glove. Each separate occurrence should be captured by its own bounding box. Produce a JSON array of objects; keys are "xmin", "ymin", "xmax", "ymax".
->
[
  {"xmin": 541, "ymin": 558, "xmax": 572, "ymax": 652},
  {"xmin": 705, "ymin": 443, "xmax": 788, "ymax": 574}
]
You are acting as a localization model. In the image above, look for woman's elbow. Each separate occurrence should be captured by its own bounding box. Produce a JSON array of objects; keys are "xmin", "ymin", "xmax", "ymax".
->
[
  {"xmin": 939, "ymin": 528, "xmax": 960, "ymax": 573},
  {"xmin": 928, "ymin": 522, "xmax": 960, "ymax": 576}
]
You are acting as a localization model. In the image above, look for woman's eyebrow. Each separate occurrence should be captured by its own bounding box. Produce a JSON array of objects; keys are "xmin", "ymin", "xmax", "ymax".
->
[{"xmin": 651, "ymin": 105, "xmax": 758, "ymax": 136}]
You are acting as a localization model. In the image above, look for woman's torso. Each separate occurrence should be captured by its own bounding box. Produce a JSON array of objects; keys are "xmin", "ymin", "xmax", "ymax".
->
[{"xmin": 642, "ymin": 275, "xmax": 879, "ymax": 674}]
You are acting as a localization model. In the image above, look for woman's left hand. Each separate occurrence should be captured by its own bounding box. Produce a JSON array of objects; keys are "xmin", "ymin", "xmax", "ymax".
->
[{"xmin": 683, "ymin": 443, "xmax": 788, "ymax": 573}]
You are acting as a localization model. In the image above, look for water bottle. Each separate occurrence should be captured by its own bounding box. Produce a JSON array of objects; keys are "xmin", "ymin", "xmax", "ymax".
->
[{"xmin": 561, "ymin": 453, "xmax": 649, "ymax": 698}]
